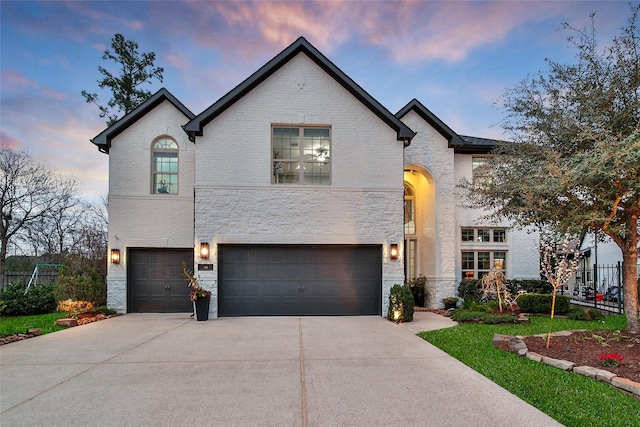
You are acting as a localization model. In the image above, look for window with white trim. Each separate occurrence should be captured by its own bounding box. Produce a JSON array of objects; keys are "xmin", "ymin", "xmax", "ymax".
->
[
  {"xmin": 272, "ymin": 126, "xmax": 331, "ymax": 185},
  {"xmin": 461, "ymin": 228, "xmax": 507, "ymax": 243},
  {"xmin": 152, "ymin": 137, "xmax": 178, "ymax": 194},
  {"xmin": 462, "ymin": 251, "xmax": 506, "ymax": 280}
]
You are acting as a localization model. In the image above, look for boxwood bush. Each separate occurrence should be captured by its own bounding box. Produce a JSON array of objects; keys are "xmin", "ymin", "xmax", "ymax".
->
[
  {"xmin": 450, "ymin": 309, "xmax": 518, "ymax": 324},
  {"xmin": 517, "ymin": 293, "xmax": 569, "ymax": 315},
  {"xmin": 0, "ymin": 282, "xmax": 58, "ymax": 316}
]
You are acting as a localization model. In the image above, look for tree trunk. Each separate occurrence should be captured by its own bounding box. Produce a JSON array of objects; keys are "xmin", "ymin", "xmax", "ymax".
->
[
  {"xmin": 0, "ymin": 235, "xmax": 7, "ymax": 289},
  {"xmin": 621, "ymin": 215, "xmax": 639, "ymax": 334}
]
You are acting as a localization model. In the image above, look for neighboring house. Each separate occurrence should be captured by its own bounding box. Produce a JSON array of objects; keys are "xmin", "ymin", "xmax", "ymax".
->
[
  {"xmin": 91, "ymin": 37, "xmax": 540, "ymax": 318},
  {"xmin": 575, "ymin": 232, "xmax": 640, "ymax": 295}
]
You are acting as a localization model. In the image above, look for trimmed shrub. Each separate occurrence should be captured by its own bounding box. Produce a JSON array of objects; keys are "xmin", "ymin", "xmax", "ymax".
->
[
  {"xmin": 458, "ymin": 280, "xmax": 482, "ymax": 303},
  {"xmin": 0, "ymin": 282, "xmax": 58, "ymax": 316},
  {"xmin": 467, "ymin": 301, "xmax": 492, "ymax": 313},
  {"xmin": 567, "ymin": 305, "xmax": 588, "ymax": 320},
  {"xmin": 450, "ymin": 309, "xmax": 518, "ymax": 324},
  {"xmin": 517, "ymin": 294, "xmax": 569, "ymax": 315},
  {"xmin": 586, "ymin": 308, "xmax": 605, "ymax": 321},
  {"xmin": 451, "ymin": 310, "xmax": 487, "ymax": 322},
  {"xmin": 388, "ymin": 284, "xmax": 414, "ymax": 322}
]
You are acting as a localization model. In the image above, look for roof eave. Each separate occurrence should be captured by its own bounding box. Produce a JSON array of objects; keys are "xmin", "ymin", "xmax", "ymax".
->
[{"xmin": 90, "ymin": 88, "xmax": 195, "ymax": 153}]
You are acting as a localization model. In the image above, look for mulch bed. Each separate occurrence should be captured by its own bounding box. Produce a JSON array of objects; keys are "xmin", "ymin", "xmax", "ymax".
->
[{"xmin": 521, "ymin": 330, "xmax": 640, "ymax": 383}]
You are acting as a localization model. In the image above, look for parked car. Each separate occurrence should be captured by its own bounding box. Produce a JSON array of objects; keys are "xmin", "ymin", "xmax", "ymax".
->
[{"xmin": 604, "ymin": 286, "xmax": 623, "ymax": 303}]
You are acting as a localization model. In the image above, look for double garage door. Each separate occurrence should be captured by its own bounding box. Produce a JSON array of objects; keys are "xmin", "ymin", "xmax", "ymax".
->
[
  {"xmin": 219, "ymin": 245, "xmax": 382, "ymax": 316},
  {"xmin": 128, "ymin": 245, "xmax": 382, "ymax": 316}
]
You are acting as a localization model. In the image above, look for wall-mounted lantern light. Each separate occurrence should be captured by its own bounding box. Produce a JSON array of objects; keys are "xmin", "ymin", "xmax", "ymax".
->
[
  {"xmin": 389, "ymin": 243, "xmax": 399, "ymax": 260},
  {"xmin": 200, "ymin": 242, "xmax": 210, "ymax": 259},
  {"xmin": 111, "ymin": 249, "xmax": 121, "ymax": 264}
]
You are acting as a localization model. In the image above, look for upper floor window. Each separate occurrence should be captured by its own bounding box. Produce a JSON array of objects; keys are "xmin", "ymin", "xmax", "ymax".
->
[
  {"xmin": 272, "ymin": 126, "xmax": 331, "ymax": 185},
  {"xmin": 461, "ymin": 227, "xmax": 507, "ymax": 243},
  {"xmin": 472, "ymin": 156, "xmax": 491, "ymax": 184},
  {"xmin": 152, "ymin": 137, "xmax": 178, "ymax": 194}
]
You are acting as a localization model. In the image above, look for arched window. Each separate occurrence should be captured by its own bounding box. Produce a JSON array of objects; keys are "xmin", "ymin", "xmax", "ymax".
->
[
  {"xmin": 152, "ymin": 137, "xmax": 178, "ymax": 194},
  {"xmin": 404, "ymin": 183, "xmax": 415, "ymax": 235}
]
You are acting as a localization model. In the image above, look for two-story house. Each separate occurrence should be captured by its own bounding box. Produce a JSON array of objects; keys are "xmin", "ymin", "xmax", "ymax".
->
[{"xmin": 91, "ymin": 37, "xmax": 540, "ymax": 318}]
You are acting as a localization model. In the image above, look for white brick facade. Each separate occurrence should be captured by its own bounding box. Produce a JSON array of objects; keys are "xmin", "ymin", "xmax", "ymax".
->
[
  {"xmin": 106, "ymin": 100, "xmax": 195, "ymax": 312},
  {"xmin": 194, "ymin": 54, "xmax": 405, "ymax": 318}
]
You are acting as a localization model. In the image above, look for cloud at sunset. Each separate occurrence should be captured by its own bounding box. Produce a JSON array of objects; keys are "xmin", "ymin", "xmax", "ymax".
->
[{"xmin": 1, "ymin": 0, "xmax": 632, "ymax": 202}]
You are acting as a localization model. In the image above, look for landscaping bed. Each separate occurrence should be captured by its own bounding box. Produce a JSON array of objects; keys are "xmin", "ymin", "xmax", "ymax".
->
[{"xmin": 520, "ymin": 330, "xmax": 640, "ymax": 383}]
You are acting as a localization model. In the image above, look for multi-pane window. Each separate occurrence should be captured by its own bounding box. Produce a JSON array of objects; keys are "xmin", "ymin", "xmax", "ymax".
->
[
  {"xmin": 405, "ymin": 238, "xmax": 417, "ymax": 279},
  {"xmin": 461, "ymin": 228, "xmax": 507, "ymax": 243},
  {"xmin": 461, "ymin": 227, "xmax": 507, "ymax": 279},
  {"xmin": 462, "ymin": 251, "xmax": 506, "ymax": 280},
  {"xmin": 272, "ymin": 126, "xmax": 331, "ymax": 185},
  {"xmin": 461, "ymin": 228, "xmax": 474, "ymax": 241},
  {"xmin": 152, "ymin": 137, "xmax": 178, "ymax": 194},
  {"xmin": 472, "ymin": 156, "xmax": 491, "ymax": 183}
]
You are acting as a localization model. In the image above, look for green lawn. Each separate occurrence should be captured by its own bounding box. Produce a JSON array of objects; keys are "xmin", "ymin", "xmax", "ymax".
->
[
  {"xmin": 419, "ymin": 315, "xmax": 640, "ymax": 427},
  {"xmin": 0, "ymin": 312, "xmax": 68, "ymax": 337}
]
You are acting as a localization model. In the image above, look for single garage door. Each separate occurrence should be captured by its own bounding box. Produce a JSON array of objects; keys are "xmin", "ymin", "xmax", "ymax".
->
[
  {"xmin": 218, "ymin": 245, "xmax": 382, "ymax": 316},
  {"xmin": 128, "ymin": 249, "xmax": 194, "ymax": 313}
]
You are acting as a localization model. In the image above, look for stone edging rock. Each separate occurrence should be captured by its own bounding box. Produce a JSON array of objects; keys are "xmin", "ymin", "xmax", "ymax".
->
[{"xmin": 493, "ymin": 332, "xmax": 640, "ymax": 398}]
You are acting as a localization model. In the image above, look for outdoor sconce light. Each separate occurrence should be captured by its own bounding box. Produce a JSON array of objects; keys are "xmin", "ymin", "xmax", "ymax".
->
[
  {"xmin": 389, "ymin": 243, "xmax": 399, "ymax": 260},
  {"xmin": 200, "ymin": 242, "xmax": 210, "ymax": 259},
  {"xmin": 111, "ymin": 249, "xmax": 121, "ymax": 264}
]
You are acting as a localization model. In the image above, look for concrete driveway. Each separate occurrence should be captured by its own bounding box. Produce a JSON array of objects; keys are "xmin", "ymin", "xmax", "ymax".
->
[{"xmin": 1, "ymin": 313, "xmax": 561, "ymax": 427}]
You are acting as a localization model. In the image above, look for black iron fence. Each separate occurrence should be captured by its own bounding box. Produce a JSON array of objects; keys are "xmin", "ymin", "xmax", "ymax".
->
[{"xmin": 567, "ymin": 262, "xmax": 640, "ymax": 314}]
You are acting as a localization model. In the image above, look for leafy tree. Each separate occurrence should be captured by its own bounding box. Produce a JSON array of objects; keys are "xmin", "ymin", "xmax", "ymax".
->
[
  {"xmin": 459, "ymin": 6, "xmax": 640, "ymax": 332},
  {"xmin": 0, "ymin": 146, "xmax": 77, "ymax": 288},
  {"xmin": 82, "ymin": 33, "xmax": 164, "ymax": 126}
]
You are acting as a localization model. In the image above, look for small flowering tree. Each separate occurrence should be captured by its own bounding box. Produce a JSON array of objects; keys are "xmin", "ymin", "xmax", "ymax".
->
[
  {"xmin": 540, "ymin": 233, "xmax": 581, "ymax": 348},
  {"xmin": 480, "ymin": 269, "xmax": 516, "ymax": 312}
]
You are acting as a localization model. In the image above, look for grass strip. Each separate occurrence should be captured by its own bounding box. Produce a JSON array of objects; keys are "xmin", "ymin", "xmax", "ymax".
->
[
  {"xmin": 419, "ymin": 315, "xmax": 640, "ymax": 427},
  {"xmin": 0, "ymin": 312, "xmax": 69, "ymax": 337}
]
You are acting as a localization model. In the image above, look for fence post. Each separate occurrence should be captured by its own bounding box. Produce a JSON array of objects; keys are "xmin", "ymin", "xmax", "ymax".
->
[
  {"xmin": 593, "ymin": 263, "xmax": 598, "ymax": 308},
  {"xmin": 617, "ymin": 261, "xmax": 622, "ymax": 312}
]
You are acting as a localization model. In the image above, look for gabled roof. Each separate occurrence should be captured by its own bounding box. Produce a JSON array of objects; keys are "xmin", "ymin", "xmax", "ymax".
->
[
  {"xmin": 90, "ymin": 88, "xmax": 195, "ymax": 154},
  {"xmin": 183, "ymin": 37, "xmax": 415, "ymax": 145},
  {"xmin": 396, "ymin": 99, "xmax": 500, "ymax": 154}
]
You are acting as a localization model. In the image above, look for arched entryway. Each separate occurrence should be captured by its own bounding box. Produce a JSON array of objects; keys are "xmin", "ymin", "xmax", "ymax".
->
[{"xmin": 404, "ymin": 166, "xmax": 437, "ymax": 306}]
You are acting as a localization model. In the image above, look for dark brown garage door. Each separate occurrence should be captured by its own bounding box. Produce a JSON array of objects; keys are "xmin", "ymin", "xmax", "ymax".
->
[
  {"xmin": 128, "ymin": 249, "xmax": 194, "ymax": 313},
  {"xmin": 218, "ymin": 245, "xmax": 382, "ymax": 316}
]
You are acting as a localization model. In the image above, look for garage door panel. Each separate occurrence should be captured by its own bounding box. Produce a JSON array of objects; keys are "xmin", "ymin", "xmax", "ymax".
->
[
  {"xmin": 219, "ymin": 245, "xmax": 381, "ymax": 316},
  {"xmin": 128, "ymin": 249, "xmax": 194, "ymax": 313}
]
